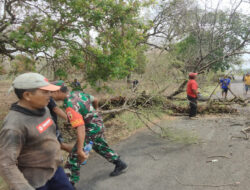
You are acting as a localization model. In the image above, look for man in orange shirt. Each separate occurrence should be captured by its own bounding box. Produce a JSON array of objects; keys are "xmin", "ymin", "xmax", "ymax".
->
[{"xmin": 186, "ymin": 73, "xmax": 198, "ymax": 118}]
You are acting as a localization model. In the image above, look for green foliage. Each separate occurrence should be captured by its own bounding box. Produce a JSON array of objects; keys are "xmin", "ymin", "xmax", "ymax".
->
[
  {"xmin": 2, "ymin": 0, "xmax": 151, "ymax": 84},
  {"xmin": 10, "ymin": 55, "xmax": 35, "ymax": 74},
  {"xmin": 69, "ymin": 54, "xmax": 84, "ymax": 69},
  {"xmin": 55, "ymin": 68, "xmax": 68, "ymax": 79},
  {"xmin": 160, "ymin": 127, "xmax": 198, "ymax": 144},
  {"xmin": 56, "ymin": 0, "xmax": 150, "ymax": 84},
  {"xmin": 175, "ymin": 34, "xmax": 197, "ymax": 57},
  {"xmin": 118, "ymin": 106, "xmax": 165, "ymax": 132},
  {"xmin": 172, "ymin": 15, "xmax": 245, "ymax": 72},
  {"xmin": 154, "ymin": 0, "xmax": 250, "ymax": 75}
]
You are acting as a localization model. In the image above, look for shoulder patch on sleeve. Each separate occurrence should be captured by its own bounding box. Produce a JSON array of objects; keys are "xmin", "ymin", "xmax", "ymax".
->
[{"xmin": 66, "ymin": 107, "xmax": 85, "ymax": 128}]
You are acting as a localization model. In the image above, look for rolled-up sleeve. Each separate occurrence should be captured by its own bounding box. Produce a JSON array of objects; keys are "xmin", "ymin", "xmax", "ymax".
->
[{"xmin": 0, "ymin": 129, "xmax": 34, "ymax": 190}]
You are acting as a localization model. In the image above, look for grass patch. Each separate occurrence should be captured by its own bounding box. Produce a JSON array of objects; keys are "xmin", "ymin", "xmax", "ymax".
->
[
  {"xmin": 109, "ymin": 106, "xmax": 198, "ymax": 145},
  {"xmin": 199, "ymin": 83, "xmax": 220, "ymax": 98},
  {"xmin": 118, "ymin": 106, "xmax": 165, "ymax": 132},
  {"xmin": 160, "ymin": 127, "xmax": 199, "ymax": 144},
  {"xmin": 174, "ymin": 82, "xmax": 219, "ymax": 100},
  {"xmin": 103, "ymin": 106, "xmax": 167, "ymax": 144},
  {"xmin": 118, "ymin": 111, "xmax": 144, "ymax": 131},
  {"xmin": 172, "ymin": 100, "xmax": 188, "ymax": 107}
]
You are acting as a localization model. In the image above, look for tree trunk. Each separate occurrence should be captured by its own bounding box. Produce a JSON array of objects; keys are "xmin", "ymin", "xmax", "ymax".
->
[
  {"xmin": 127, "ymin": 73, "xmax": 131, "ymax": 84},
  {"xmin": 167, "ymin": 80, "xmax": 188, "ymax": 99}
]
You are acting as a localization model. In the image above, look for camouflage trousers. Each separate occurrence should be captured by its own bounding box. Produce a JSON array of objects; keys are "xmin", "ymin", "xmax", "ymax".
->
[{"xmin": 64, "ymin": 129, "xmax": 119, "ymax": 185}]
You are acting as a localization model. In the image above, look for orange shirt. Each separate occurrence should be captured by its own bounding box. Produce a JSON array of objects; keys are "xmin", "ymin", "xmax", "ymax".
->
[{"xmin": 186, "ymin": 79, "xmax": 198, "ymax": 98}]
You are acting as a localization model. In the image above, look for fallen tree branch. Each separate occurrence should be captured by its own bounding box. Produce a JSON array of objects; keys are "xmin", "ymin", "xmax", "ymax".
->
[
  {"xmin": 240, "ymin": 130, "xmax": 249, "ymax": 140},
  {"xmin": 208, "ymin": 82, "xmax": 220, "ymax": 102},
  {"xmin": 167, "ymin": 80, "xmax": 188, "ymax": 99},
  {"xmin": 242, "ymin": 126, "xmax": 250, "ymax": 132},
  {"xmin": 228, "ymin": 88, "xmax": 237, "ymax": 98},
  {"xmin": 100, "ymin": 107, "xmax": 128, "ymax": 115},
  {"xmin": 134, "ymin": 112, "xmax": 159, "ymax": 135},
  {"xmin": 129, "ymin": 109, "xmax": 164, "ymax": 130},
  {"xmin": 145, "ymin": 152, "xmax": 159, "ymax": 161},
  {"xmin": 175, "ymin": 176, "xmax": 240, "ymax": 187},
  {"xmin": 207, "ymin": 155, "xmax": 231, "ymax": 159},
  {"xmin": 231, "ymin": 136, "xmax": 248, "ymax": 140}
]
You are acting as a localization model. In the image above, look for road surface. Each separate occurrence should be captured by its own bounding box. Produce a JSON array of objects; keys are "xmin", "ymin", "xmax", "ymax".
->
[{"xmin": 77, "ymin": 77, "xmax": 250, "ymax": 190}]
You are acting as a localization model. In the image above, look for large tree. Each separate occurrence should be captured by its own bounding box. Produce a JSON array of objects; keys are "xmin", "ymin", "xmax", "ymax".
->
[
  {"xmin": 0, "ymin": 0, "xmax": 151, "ymax": 83},
  {"xmin": 145, "ymin": 0, "xmax": 250, "ymax": 98}
]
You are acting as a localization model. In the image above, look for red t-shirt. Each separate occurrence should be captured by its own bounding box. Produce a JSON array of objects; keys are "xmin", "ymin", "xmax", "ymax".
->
[{"xmin": 186, "ymin": 79, "xmax": 198, "ymax": 98}]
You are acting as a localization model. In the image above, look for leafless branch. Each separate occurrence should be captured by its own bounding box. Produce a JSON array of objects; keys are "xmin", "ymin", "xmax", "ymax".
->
[{"xmin": 175, "ymin": 176, "xmax": 240, "ymax": 187}]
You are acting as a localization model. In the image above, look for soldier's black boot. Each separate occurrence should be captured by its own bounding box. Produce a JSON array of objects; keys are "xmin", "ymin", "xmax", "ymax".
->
[{"xmin": 110, "ymin": 159, "xmax": 128, "ymax": 177}]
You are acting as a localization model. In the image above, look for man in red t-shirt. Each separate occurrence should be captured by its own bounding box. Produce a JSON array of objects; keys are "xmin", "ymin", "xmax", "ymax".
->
[{"xmin": 186, "ymin": 72, "xmax": 198, "ymax": 118}]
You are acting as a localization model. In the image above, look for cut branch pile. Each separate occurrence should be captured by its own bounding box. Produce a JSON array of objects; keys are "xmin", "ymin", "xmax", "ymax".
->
[
  {"xmin": 165, "ymin": 103, "xmax": 237, "ymax": 114},
  {"xmin": 60, "ymin": 92, "xmax": 238, "ymax": 142},
  {"xmin": 98, "ymin": 92, "xmax": 238, "ymax": 117},
  {"xmin": 209, "ymin": 98, "xmax": 247, "ymax": 106},
  {"xmin": 99, "ymin": 92, "xmax": 165, "ymax": 111}
]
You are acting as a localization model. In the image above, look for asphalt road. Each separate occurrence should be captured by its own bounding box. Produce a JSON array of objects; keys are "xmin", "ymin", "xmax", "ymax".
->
[{"xmin": 77, "ymin": 77, "xmax": 250, "ymax": 190}]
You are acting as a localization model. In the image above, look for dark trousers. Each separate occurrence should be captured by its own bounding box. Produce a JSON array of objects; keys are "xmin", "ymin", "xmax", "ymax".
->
[
  {"xmin": 187, "ymin": 95, "xmax": 197, "ymax": 117},
  {"xmin": 36, "ymin": 167, "xmax": 74, "ymax": 190}
]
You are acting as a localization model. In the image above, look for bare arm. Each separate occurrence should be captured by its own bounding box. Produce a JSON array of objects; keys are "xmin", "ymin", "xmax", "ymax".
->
[
  {"xmin": 76, "ymin": 125, "xmax": 88, "ymax": 163},
  {"xmin": 53, "ymin": 106, "xmax": 68, "ymax": 121},
  {"xmin": 65, "ymin": 107, "xmax": 88, "ymax": 162}
]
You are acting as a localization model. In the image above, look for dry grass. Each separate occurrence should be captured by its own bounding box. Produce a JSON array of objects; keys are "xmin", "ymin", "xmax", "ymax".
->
[{"xmin": 104, "ymin": 106, "xmax": 168, "ymax": 144}]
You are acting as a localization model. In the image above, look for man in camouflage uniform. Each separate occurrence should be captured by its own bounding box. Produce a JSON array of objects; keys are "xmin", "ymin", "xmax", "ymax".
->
[{"xmin": 52, "ymin": 82, "xmax": 127, "ymax": 186}]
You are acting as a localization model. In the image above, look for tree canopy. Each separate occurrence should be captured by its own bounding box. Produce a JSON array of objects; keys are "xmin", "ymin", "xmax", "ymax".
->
[
  {"xmin": 144, "ymin": 0, "xmax": 250, "ymax": 97},
  {"xmin": 147, "ymin": 0, "xmax": 250, "ymax": 74},
  {"xmin": 1, "ymin": 0, "xmax": 249, "ymax": 91},
  {"xmin": 0, "ymin": 0, "xmax": 151, "ymax": 83}
]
